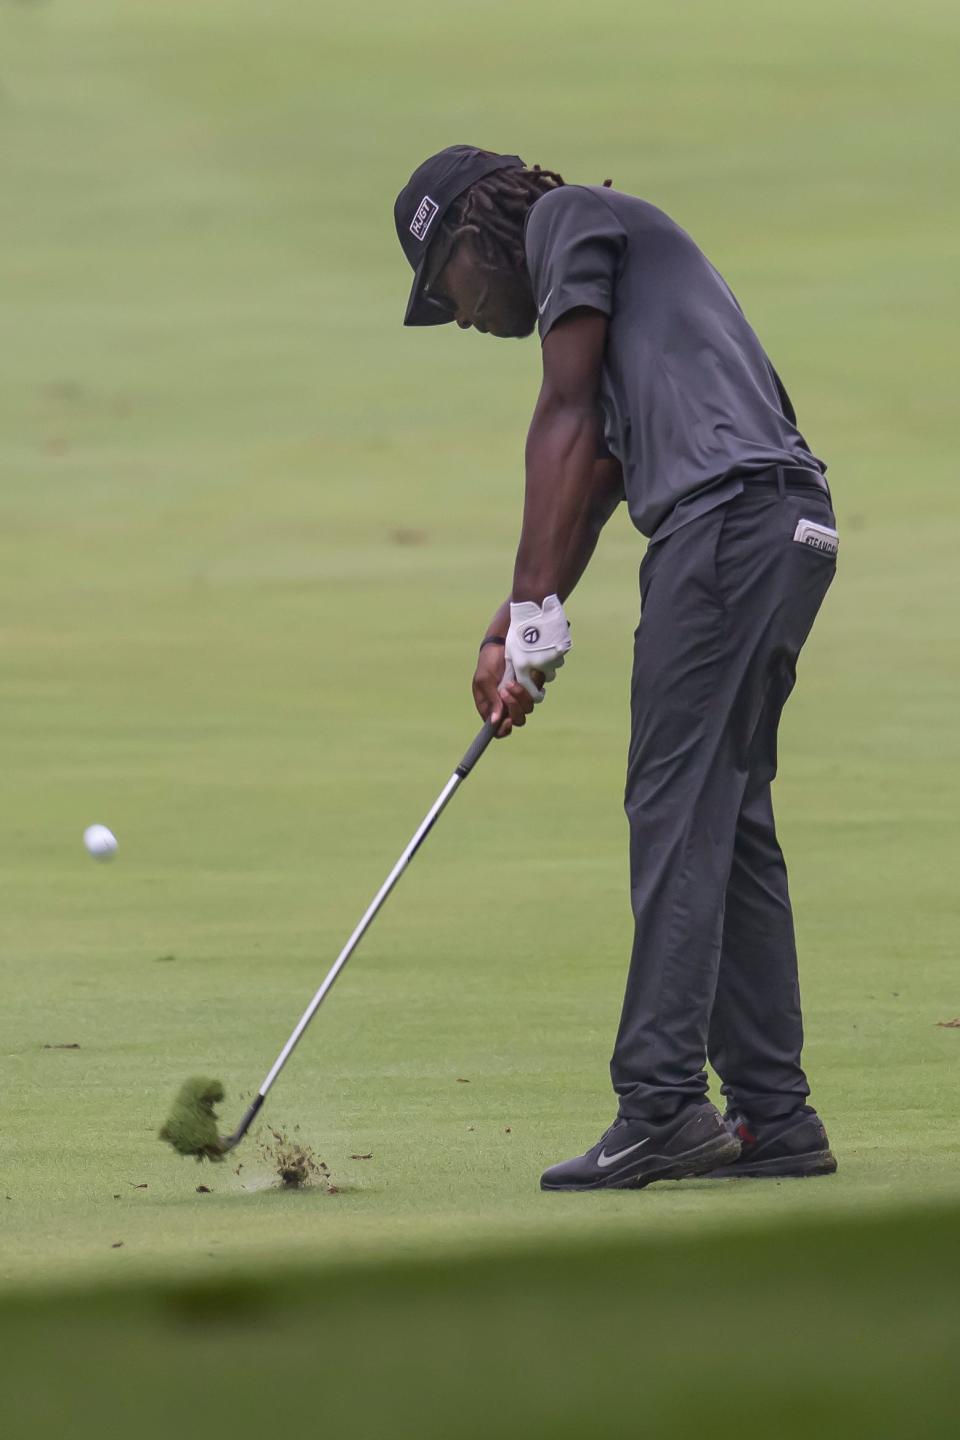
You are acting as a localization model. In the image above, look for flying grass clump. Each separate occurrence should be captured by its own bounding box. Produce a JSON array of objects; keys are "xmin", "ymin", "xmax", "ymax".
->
[{"xmin": 159, "ymin": 1077, "xmax": 227, "ymax": 1161}]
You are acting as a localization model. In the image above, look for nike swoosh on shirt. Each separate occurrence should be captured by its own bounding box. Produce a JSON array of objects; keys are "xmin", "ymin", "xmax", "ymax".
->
[
  {"xmin": 596, "ymin": 1138, "xmax": 651, "ymax": 1168},
  {"xmin": 538, "ymin": 288, "xmax": 554, "ymax": 315}
]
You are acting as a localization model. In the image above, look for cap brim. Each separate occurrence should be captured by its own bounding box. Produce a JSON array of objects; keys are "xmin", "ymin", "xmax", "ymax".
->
[{"xmin": 403, "ymin": 252, "xmax": 454, "ymax": 327}]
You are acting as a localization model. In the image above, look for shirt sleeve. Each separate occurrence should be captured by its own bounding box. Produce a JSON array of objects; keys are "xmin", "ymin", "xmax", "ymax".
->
[{"xmin": 523, "ymin": 186, "xmax": 627, "ymax": 342}]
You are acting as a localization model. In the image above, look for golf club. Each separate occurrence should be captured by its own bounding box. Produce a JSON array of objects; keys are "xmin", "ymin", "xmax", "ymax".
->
[{"xmin": 160, "ymin": 718, "xmax": 498, "ymax": 1159}]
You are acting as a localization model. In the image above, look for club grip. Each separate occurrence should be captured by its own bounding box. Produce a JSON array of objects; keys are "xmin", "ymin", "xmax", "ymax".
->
[{"xmin": 455, "ymin": 720, "xmax": 498, "ymax": 779}]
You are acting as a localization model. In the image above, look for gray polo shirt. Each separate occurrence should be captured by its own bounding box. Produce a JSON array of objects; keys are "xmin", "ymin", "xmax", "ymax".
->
[{"xmin": 523, "ymin": 185, "xmax": 825, "ymax": 542}]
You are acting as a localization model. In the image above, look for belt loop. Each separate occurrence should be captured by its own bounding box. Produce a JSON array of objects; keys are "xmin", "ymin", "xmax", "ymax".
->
[{"xmin": 775, "ymin": 466, "xmax": 786, "ymax": 499}]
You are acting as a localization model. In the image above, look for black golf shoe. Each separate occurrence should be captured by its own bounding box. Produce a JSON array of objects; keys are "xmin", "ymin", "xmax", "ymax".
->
[
  {"xmin": 705, "ymin": 1106, "xmax": 838, "ymax": 1179},
  {"xmin": 540, "ymin": 1102, "xmax": 740, "ymax": 1192}
]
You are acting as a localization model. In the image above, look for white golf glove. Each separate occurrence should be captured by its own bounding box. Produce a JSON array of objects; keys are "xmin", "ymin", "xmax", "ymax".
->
[{"xmin": 502, "ymin": 594, "xmax": 572, "ymax": 703}]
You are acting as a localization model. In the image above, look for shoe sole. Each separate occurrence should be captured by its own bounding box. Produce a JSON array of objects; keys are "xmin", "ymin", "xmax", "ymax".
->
[
  {"xmin": 540, "ymin": 1133, "xmax": 741, "ymax": 1192},
  {"xmin": 705, "ymin": 1149, "xmax": 838, "ymax": 1179}
]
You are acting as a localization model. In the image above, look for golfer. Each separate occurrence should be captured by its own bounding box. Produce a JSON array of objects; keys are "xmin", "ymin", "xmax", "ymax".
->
[{"xmin": 395, "ymin": 147, "xmax": 839, "ymax": 1191}]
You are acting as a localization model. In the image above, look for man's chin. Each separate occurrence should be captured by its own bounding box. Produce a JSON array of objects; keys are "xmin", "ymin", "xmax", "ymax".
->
[{"xmin": 491, "ymin": 318, "xmax": 537, "ymax": 340}]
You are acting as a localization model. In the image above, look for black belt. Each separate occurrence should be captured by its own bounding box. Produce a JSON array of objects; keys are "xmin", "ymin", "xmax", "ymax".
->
[{"xmin": 741, "ymin": 465, "xmax": 830, "ymax": 496}]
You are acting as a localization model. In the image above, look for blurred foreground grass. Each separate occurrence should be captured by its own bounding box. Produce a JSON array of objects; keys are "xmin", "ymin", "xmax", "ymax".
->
[{"xmin": 5, "ymin": 1202, "xmax": 960, "ymax": 1439}]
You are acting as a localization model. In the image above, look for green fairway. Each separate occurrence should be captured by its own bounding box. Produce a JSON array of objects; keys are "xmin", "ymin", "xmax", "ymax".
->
[{"xmin": 1, "ymin": 0, "xmax": 958, "ymax": 1413}]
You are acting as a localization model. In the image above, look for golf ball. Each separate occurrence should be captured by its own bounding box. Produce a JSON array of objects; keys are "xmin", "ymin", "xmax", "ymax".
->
[{"xmin": 83, "ymin": 824, "xmax": 118, "ymax": 862}]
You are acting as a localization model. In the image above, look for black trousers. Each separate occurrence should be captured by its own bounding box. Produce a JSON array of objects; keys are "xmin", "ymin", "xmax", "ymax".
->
[{"xmin": 611, "ymin": 474, "xmax": 837, "ymax": 1122}]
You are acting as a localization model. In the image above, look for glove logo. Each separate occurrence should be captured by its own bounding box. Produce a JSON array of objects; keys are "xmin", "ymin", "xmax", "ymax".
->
[{"xmin": 521, "ymin": 626, "xmax": 540, "ymax": 645}]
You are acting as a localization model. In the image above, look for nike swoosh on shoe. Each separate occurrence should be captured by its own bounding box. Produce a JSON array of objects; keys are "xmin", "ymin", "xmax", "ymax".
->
[{"xmin": 596, "ymin": 1138, "xmax": 651, "ymax": 1168}]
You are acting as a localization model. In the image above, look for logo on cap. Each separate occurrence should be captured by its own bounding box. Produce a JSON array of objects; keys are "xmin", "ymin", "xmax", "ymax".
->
[{"xmin": 410, "ymin": 195, "xmax": 440, "ymax": 243}]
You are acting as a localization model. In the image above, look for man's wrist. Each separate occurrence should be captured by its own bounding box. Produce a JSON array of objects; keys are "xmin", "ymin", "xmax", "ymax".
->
[
  {"xmin": 479, "ymin": 634, "xmax": 507, "ymax": 653},
  {"xmin": 511, "ymin": 577, "xmax": 557, "ymax": 607}
]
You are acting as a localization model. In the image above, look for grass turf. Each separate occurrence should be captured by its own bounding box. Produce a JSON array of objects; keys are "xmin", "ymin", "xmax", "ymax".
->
[
  {"xmin": 1, "ymin": 0, "xmax": 958, "ymax": 1409},
  {"xmin": 158, "ymin": 1076, "xmax": 228, "ymax": 1161}
]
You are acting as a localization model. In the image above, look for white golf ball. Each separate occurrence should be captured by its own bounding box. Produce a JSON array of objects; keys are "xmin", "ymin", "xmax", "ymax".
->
[{"xmin": 83, "ymin": 824, "xmax": 118, "ymax": 862}]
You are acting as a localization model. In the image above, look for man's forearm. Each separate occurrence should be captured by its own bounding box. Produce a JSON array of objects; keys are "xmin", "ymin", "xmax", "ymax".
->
[
  {"xmin": 484, "ymin": 508, "xmax": 605, "ymax": 639},
  {"xmin": 484, "ymin": 455, "xmax": 620, "ymax": 640},
  {"xmin": 512, "ymin": 398, "xmax": 599, "ymax": 603},
  {"xmin": 554, "ymin": 510, "xmax": 605, "ymax": 601}
]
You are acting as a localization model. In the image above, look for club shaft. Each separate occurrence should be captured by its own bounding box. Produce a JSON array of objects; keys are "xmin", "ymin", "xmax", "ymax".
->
[
  {"xmin": 233, "ymin": 721, "xmax": 497, "ymax": 1139},
  {"xmin": 257, "ymin": 772, "xmax": 462, "ymax": 1096}
]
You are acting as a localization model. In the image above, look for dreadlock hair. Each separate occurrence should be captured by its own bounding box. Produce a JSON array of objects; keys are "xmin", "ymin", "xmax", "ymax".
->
[{"xmin": 436, "ymin": 162, "xmax": 566, "ymax": 277}]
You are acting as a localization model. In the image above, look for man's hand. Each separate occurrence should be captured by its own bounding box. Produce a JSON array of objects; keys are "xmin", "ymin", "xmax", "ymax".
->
[
  {"xmin": 472, "ymin": 641, "xmax": 538, "ymax": 738},
  {"xmin": 504, "ymin": 594, "xmax": 571, "ymax": 702}
]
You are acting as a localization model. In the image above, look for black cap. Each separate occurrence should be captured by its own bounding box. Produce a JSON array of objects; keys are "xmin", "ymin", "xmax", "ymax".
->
[{"xmin": 395, "ymin": 145, "xmax": 524, "ymax": 326}]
